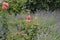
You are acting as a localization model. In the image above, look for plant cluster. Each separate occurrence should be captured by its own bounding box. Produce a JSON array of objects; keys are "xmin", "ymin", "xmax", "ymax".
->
[
  {"xmin": 0, "ymin": 0, "xmax": 60, "ymax": 14},
  {"xmin": 0, "ymin": 0, "xmax": 60, "ymax": 40}
]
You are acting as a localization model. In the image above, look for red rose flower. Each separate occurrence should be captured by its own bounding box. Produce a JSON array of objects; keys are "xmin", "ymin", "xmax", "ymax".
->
[
  {"xmin": 2, "ymin": 5, "xmax": 7, "ymax": 10},
  {"xmin": 26, "ymin": 15, "xmax": 31, "ymax": 20},
  {"xmin": 3, "ymin": 2, "xmax": 9, "ymax": 7},
  {"xmin": 2, "ymin": 2, "xmax": 9, "ymax": 10}
]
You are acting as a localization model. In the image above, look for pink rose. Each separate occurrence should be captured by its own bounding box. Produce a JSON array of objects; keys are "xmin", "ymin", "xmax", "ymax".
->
[
  {"xmin": 2, "ymin": 5, "xmax": 7, "ymax": 10},
  {"xmin": 3, "ymin": 2, "xmax": 9, "ymax": 7},
  {"xmin": 2, "ymin": 2, "xmax": 9, "ymax": 10},
  {"xmin": 26, "ymin": 15, "xmax": 31, "ymax": 20}
]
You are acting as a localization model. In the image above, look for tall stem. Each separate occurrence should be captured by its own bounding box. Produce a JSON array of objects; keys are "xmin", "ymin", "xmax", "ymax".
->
[{"xmin": 1, "ymin": 10, "xmax": 9, "ymax": 40}]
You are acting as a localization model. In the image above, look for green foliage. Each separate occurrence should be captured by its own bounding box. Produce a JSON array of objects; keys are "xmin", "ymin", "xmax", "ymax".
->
[
  {"xmin": 0, "ymin": 0, "xmax": 60, "ymax": 40},
  {"xmin": 25, "ymin": 0, "xmax": 60, "ymax": 12},
  {"xmin": 5, "ymin": 0, "xmax": 27, "ymax": 14},
  {"xmin": 0, "ymin": 0, "xmax": 60, "ymax": 14},
  {"xmin": 0, "ymin": 12, "xmax": 55, "ymax": 40}
]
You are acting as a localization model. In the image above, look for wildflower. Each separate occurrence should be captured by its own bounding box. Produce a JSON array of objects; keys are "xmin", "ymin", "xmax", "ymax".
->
[
  {"xmin": 2, "ymin": 2, "xmax": 9, "ymax": 10},
  {"xmin": 26, "ymin": 15, "xmax": 31, "ymax": 20}
]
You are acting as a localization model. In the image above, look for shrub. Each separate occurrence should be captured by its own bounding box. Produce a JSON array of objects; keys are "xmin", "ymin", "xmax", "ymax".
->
[{"xmin": 0, "ymin": 0, "xmax": 60, "ymax": 14}]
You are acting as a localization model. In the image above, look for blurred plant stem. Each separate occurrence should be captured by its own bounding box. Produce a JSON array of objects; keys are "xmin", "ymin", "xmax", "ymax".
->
[{"xmin": 1, "ymin": 10, "xmax": 9, "ymax": 40}]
